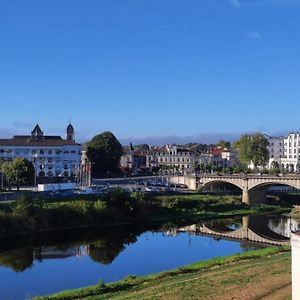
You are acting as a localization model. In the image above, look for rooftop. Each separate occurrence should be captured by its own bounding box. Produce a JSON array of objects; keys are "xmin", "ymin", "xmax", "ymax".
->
[{"xmin": 0, "ymin": 124, "xmax": 81, "ymax": 147}]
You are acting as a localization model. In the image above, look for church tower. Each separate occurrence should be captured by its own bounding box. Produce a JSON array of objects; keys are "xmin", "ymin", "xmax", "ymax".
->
[
  {"xmin": 66, "ymin": 122, "xmax": 75, "ymax": 142},
  {"xmin": 31, "ymin": 124, "xmax": 44, "ymax": 140}
]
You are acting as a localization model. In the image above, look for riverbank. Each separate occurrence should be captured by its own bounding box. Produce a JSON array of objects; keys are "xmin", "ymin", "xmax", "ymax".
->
[
  {"xmin": 0, "ymin": 190, "xmax": 292, "ymax": 237},
  {"xmin": 34, "ymin": 246, "xmax": 291, "ymax": 300}
]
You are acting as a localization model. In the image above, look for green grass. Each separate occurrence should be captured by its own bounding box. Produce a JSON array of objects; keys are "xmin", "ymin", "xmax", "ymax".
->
[{"xmin": 34, "ymin": 246, "xmax": 291, "ymax": 300}]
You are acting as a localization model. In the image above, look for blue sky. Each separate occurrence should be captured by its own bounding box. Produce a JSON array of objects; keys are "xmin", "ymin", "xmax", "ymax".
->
[{"xmin": 0, "ymin": 0, "xmax": 299, "ymax": 144}]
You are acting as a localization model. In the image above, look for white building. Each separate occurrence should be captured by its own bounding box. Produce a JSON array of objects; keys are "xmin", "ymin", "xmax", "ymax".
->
[
  {"xmin": 146, "ymin": 145, "xmax": 198, "ymax": 174},
  {"xmin": 0, "ymin": 124, "xmax": 82, "ymax": 178},
  {"xmin": 208, "ymin": 147, "xmax": 239, "ymax": 168},
  {"xmin": 281, "ymin": 133, "xmax": 300, "ymax": 172}
]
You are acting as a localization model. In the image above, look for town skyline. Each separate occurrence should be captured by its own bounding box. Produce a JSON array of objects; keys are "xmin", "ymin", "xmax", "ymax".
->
[{"xmin": 0, "ymin": 121, "xmax": 299, "ymax": 146}]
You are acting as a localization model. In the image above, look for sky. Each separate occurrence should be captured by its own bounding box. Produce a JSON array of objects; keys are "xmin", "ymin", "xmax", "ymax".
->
[{"xmin": 0, "ymin": 0, "xmax": 299, "ymax": 144}]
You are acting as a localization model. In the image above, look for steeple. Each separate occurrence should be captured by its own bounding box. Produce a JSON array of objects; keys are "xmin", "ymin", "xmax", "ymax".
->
[
  {"xmin": 66, "ymin": 122, "xmax": 75, "ymax": 142},
  {"xmin": 31, "ymin": 124, "xmax": 43, "ymax": 140}
]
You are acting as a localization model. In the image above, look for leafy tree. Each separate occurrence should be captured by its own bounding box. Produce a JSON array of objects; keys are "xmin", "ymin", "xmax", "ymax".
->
[
  {"xmin": 234, "ymin": 133, "xmax": 269, "ymax": 170},
  {"xmin": 270, "ymin": 161, "xmax": 280, "ymax": 174},
  {"xmin": 217, "ymin": 140, "xmax": 231, "ymax": 149},
  {"xmin": 87, "ymin": 131, "xmax": 123, "ymax": 177},
  {"xmin": 3, "ymin": 158, "xmax": 34, "ymax": 190}
]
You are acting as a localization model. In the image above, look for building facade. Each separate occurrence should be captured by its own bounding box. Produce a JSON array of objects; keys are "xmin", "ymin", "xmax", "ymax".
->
[
  {"xmin": 262, "ymin": 133, "xmax": 300, "ymax": 172},
  {"xmin": 120, "ymin": 144, "xmax": 147, "ymax": 175},
  {"xmin": 0, "ymin": 124, "xmax": 82, "ymax": 178},
  {"xmin": 281, "ymin": 133, "xmax": 300, "ymax": 172},
  {"xmin": 146, "ymin": 145, "xmax": 197, "ymax": 174}
]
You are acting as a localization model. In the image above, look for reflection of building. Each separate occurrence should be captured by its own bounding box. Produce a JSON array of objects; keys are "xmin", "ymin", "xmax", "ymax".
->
[
  {"xmin": 291, "ymin": 232, "xmax": 300, "ymax": 300},
  {"xmin": 33, "ymin": 246, "xmax": 89, "ymax": 260},
  {"xmin": 0, "ymin": 124, "xmax": 82, "ymax": 178},
  {"xmin": 268, "ymin": 217, "xmax": 300, "ymax": 238}
]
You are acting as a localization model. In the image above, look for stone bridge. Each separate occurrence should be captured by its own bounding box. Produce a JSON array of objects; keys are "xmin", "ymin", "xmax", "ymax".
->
[
  {"xmin": 178, "ymin": 216, "xmax": 290, "ymax": 246},
  {"xmin": 197, "ymin": 174, "xmax": 300, "ymax": 204}
]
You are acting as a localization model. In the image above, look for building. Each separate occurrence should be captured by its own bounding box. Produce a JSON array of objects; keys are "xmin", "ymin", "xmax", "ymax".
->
[
  {"xmin": 281, "ymin": 133, "xmax": 300, "ymax": 172},
  {"xmin": 208, "ymin": 147, "xmax": 239, "ymax": 168},
  {"xmin": 266, "ymin": 135, "xmax": 284, "ymax": 169},
  {"xmin": 120, "ymin": 143, "xmax": 147, "ymax": 175},
  {"xmin": 0, "ymin": 123, "xmax": 82, "ymax": 178},
  {"xmin": 145, "ymin": 144, "xmax": 239, "ymax": 174},
  {"xmin": 146, "ymin": 145, "xmax": 198, "ymax": 174},
  {"xmin": 262, "ymin": 133, "xmax": 300, "ymax": 172}
]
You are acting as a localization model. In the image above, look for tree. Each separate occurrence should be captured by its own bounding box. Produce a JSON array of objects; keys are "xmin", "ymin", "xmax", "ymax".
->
[
  {"xmin": 217, "ymin": 140, "xmax": 231, "ymax": 149},
  {"xmin": 3, "ymin": 158, "xmax": 35, "ymax": 190},
  {"xmin": 87, "ymin": 131, "xmax": 123, "ymax": 177},
  {"xmin": 234, "ymin": 133, "xmax": 269, "ymax": 170},
  {"xmin": 270, "ymin": 161, "xmax": 280, "ymax": 174}
]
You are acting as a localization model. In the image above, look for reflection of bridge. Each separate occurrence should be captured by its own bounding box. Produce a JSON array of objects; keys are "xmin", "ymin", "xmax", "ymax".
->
[
  {"xmin": 168, "ymin": 174, "xmax": 300, "ymax": 204},
  {"xmin": 178, "ymin": 216, "xmax": 290, "ymax": 246}
]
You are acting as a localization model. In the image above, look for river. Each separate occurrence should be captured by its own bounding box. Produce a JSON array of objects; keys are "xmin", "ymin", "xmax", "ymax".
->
[{"xmin": 0, "ymin": 215, "xmax": 298, "ymax": 300}]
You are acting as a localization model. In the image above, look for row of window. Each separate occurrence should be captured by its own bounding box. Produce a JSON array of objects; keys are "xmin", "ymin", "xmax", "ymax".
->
[
  {"xmin": 149, "ymin": 157, "xmax": 191, "ymax": 163},
  {"xmin": 148, "ymin": 164, "xmax": 190, "ymax": 169},
  {"xmin": 0, "ymin": 149, "xmax": 80, "ymax": 155},
  {"xmin": 152, "ymin": 151, "xmax": 190, "ymax": 156}
]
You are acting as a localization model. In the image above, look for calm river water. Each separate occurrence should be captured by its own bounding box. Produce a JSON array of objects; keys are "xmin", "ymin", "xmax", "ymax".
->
[{"xmin": 0, "ymin": 215, "xmax": 298, "ymax": 300}]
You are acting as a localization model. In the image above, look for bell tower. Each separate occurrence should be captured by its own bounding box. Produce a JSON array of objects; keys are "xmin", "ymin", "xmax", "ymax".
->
[{"xmin": 66, "ymin": 122, "xmax": 75, "ymax": 142}]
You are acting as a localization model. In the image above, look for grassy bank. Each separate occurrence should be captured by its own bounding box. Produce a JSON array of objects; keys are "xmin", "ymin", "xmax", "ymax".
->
[
  {"xmin": 34, "ymin": 246, "xmax": 291, "ymax": 300},
  {"xmin": 0, "ymin": 190, "xmax": 292, "ymax": 237}
]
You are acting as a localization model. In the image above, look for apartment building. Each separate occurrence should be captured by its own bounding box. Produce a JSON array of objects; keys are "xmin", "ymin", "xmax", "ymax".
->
[
  {"xmin": 281, "ymin": 133, "xmax": 300, "ymax": 172},
  {"xmin": 146, "ymin": 145, "xmax": 196, "ymax": 173},
  {"xmin": 0, "ymin": 123, "xmax": 82, "ymax": 178}
]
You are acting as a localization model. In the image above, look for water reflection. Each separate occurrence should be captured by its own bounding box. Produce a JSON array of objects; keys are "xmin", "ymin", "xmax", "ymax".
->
[
  {"xmin": 0, "ymin": 215, "xmax": 298, "ymax": 300},
  {"xmin": 0, "ymin": 224, "xmax": 147, "ymax": 273},
  {"xmin": 0, "ymin": 215, "xmax": 297, "ymax": 273}
]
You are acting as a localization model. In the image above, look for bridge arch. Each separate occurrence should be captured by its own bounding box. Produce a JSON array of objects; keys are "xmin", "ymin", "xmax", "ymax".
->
[
  {"xmin": 201, "ymin": 179, "xmax": 244, "ymax": 191},
  {"xmin": 248, "ymin": 181, "xmax": 300, "ymax": 192}
]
